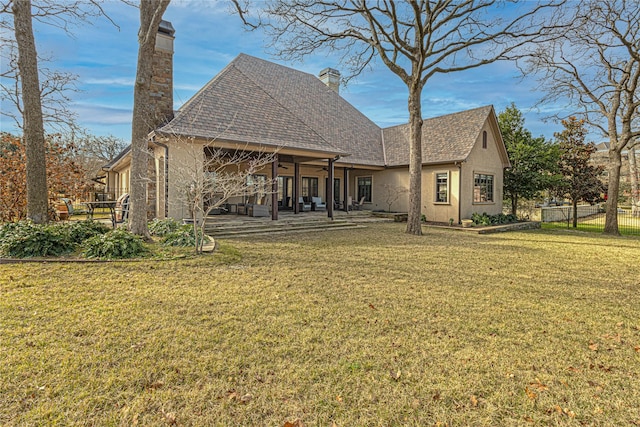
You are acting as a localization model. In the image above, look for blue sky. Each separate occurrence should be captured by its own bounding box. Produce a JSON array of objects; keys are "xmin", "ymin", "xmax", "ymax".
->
[{"xmin": 1, "ymin": 0, "xmax": 569, "ymax": 143}]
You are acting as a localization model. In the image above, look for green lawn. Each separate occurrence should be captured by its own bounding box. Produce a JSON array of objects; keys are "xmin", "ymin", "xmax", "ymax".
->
[{"xmin": 1, "ymin": 224, "xmax": 639, "ymax": 426}]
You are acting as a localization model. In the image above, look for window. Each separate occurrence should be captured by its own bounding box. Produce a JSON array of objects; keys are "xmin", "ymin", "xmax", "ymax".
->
[
  {"xmin": 482, "ymin": 131, "xmax": 488, "ymax": 149},
  {"xmin": 474, "ymin": 173, "xmax": 494, "ymax": 203},
  {"xmin": 357, "ymin": 176, "xmax": 372, "ymax": 203},
  {"xmin": 333, "ymin": 178, "xmax": 340, "ymax": 203},
  {"xmin": 302, "ymin": 177, "xmax": 318, "ymax": 198},
  {"xmin": 435, "ymin": 172, "xmax": 449, "ymax": 203}
]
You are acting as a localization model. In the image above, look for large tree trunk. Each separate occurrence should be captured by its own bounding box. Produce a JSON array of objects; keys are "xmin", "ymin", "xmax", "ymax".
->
[
  {"xmin": 629, "ymin": 144, "xmax": 639, "ymax": 217},
  {"xmin": 13, "ymin": 0, "xmax": 48, "ymax": 224},
  {"xmin": 129, "ymin": 0, "xmax": 170, "ymax": 237},
  {"xmin": 405, "ymin": 81, "xmax": 423, "ymax": 235},
  {"xmin": 604, "ymin": 148, "xmax": 622, "ymax": 235}
]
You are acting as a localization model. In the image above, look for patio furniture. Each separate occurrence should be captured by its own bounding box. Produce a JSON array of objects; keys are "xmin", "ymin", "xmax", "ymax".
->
[
  {"xmin": 352, "ymin": 196, "xmax": 365, "ymax": 210},
  {"xmin": 83, "ymin": 200, "xmax": 118, "ymax": 228},
  {"xmin": 299, "ymin": 197, "xmax": 312, "ymax": 212},
  {"xmin": 237, "ymin": 195, "xmax": 256, "ymax": 215},
  {"xmin": 249, "ymin": 195, "xmax": 270, "ymax": 217},
  {"xmin": 312, "ymin": 197, "xmax": 326, "ymax": 211}
]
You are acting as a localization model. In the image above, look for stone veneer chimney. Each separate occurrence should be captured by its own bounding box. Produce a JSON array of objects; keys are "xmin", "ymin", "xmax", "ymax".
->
[
  {"xmin": 149, "ymin": 20, "xmax": 175, "ymax": 128},
  {"xmin": 319, "ymin": 67, "xmax": 340, "ymax": 93}
]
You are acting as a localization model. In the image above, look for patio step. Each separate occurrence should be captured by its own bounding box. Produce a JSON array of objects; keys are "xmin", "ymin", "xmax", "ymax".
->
[{"xmin": 204, "ymin": 218, "xmax": 363, "ymax": 239}]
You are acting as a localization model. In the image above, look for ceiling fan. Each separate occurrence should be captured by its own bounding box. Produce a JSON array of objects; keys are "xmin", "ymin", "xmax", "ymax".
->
[{"xmin": 278, "ymin": 163, "xmax": 289, "ymax": 169}]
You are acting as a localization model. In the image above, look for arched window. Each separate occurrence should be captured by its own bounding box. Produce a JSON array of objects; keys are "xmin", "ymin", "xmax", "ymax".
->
[{"xmin": 482, "ymin": 131, "xmax": 488, "ymax": 149}]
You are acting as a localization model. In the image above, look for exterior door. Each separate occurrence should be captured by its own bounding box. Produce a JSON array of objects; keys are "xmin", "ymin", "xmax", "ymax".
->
[{"xmin": 277, "ymin": 176, "xmax": 293, "ymax": 210}]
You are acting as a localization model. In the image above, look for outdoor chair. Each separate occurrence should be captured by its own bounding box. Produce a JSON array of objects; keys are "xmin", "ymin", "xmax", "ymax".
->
[
  {"xmin": 312, "ymin": 196, "xmax": 326, "ymax": 211},
  {"xmin": 299, "ymin": 197, "xmax": 312, "ymax": 212},
  {"xmin": 237, "ymin": 195, "xmax": 256, "ymax": 215},
  {"xmin": 353, "ymin": 196, "xmax": 365, "ymax": 210},
  {"xmin": 249, "ymin": 195, "xmax": 270, "ymax": 217}
]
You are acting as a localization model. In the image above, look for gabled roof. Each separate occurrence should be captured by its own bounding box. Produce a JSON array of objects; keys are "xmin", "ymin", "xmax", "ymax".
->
[
  {"xmin": 383, "ymin": 105, "xmax": 504, "ymax": 167},
  {"xmin": 157, "ymin": 54, "xmax": 384, "ymax": 165}
]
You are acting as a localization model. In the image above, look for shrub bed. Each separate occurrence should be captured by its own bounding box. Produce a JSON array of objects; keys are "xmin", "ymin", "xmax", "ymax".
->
[
  {"xmin": 471, "ymin": 212, "xmax": 518, "ymax": 226},
  {"xmin": 82, "ymin": 228, "xmax": 146, "ymax": 259}
]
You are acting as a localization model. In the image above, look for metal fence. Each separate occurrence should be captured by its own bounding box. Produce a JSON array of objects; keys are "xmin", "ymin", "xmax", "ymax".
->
[{"xmin": 541, "ymin": 204, "xmax": 640, "ymax": 235}]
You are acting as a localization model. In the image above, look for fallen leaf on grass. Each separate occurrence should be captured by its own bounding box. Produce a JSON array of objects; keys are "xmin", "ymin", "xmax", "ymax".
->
[
  {"xmin": 548, "ymin": 405, "xmax": 575, "ymax": 418},
  {"xmin": 368, "ymin": 303, "xmax": 376, "ymax": 310},
  {"xmin": 161, "ymin": 409, "xmax": 177, "ymax": 425},
  {"xmin": 529, "ymin": 378, "xmax": 548, "ymax": 391},
  {"xmin": 525, "ymin": 387, "xmax": 537, "ymax": 400},
  {"xmin": 634, "ymin": 345, "xmax": 640, "ymax": 353},
  {"xmin": 567, "ymin": 366, "xmax": 581, "ymax": 373},
  {"xmin": 240, "ymin": 393, "xmax": 253, "ymax": 404},
  {"xmin": 470, "ymin": 395, "xmax": 478, "ymax": 407},
  {"xmin": 602, "ymin": 333, "xmax": 622, "ymax": 343},
  {"xmin": 390, "ymin": 369, "xmax": 401, "ymax": 380},
  {"xmin": 283, "ymin": 419, "xmax": 305, "ymax": 427},
  {"xmin": 588, "ymin": 342, "xmax": 599, "ymax": 351}
]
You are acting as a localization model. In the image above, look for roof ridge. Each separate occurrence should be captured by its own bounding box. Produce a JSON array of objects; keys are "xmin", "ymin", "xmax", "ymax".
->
[{"xmin": 382, "ymin": 105, "xmax": 493, "ymax": 131}]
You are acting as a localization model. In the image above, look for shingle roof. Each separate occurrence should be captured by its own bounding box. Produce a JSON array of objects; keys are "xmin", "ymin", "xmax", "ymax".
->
[
  {"xmin": 157, "ymin": 54, "xmax": 501, "ymax": 169},
  {"xmin": 157, "ymin": 53, "xmax": 384, "ymax": 164},
  {"xmin": 383, "ymin": 105, "xmax": 495, "ymax": 167}
]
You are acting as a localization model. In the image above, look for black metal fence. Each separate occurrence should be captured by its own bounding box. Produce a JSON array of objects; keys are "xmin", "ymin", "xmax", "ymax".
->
[{"xmin": 541, "ymin": 205, "xmax": 640, "ymax": 235}]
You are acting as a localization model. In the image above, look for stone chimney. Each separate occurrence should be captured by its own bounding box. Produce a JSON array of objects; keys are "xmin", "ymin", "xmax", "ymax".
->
[
  {"xmin": 150, "ymin": 20, "xmax": 175, "ymax": 128},
  {"xmin": 319, "ymin": 68, "xmax": 340, "ymax": 93}
]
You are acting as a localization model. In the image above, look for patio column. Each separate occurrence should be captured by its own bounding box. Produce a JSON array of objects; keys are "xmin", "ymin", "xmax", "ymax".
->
[
  {"xmin": 294, "ymin": 162, "xmax": 300, "ymax": 214},
  {"xmin": 327, "ymin": 158, "xmax": 334, "ymax": 219},
  {"xmin": 343, "ymin": 167, "xmax": 349, "ymax": 211},
  {"xmin": 271, "ymin": 157, "xmax": 278, "ymax": 221}
]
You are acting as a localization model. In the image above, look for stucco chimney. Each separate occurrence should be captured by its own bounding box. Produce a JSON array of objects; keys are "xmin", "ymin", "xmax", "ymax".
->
[
  {"xmin": 150, "ymin": 20, "xmax": 175, "ymax": 128},
  {"xmin": 319, "ymin": 68, "xmax": 340, "ymax": 93}
]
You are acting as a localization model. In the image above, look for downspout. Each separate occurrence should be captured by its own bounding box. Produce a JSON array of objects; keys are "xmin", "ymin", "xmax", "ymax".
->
[{"xmin": 150, "ymin": 137, "xmax": 169, "ymax": 218}]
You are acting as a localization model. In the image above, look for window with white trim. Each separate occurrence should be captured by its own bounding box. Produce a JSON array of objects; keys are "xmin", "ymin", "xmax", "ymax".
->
[
  {"xmin": 435, "ymin": 172, "xmax": 449, "ymax": 203},
  {"xmin": 474, "ymin": 173, "xmax": 494, "ymax": 203}
]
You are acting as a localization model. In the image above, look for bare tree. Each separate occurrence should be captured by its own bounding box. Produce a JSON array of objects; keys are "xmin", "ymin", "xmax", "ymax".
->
[
  {"xmin": 0, "ymin": 40, "xmax": 80, "ymax": 134},
  {"xmin": 237, "ymin": 0, "xmax": 562, "ymax": 235},
  {"xmin": 11, "ymin": 0, "xmax": 48, "ymax": 223},
  {"xmin": 524, "ymin": 0, "xmax": 640, "ymax": 234},
  {"xmin": 381, "ymin": 183, "xmax": 408, "ymax": 213},
  {"xmin": 171, "ymin": 139, "xmax": 278, "ymax": 253},
  {"xmin": 2, "ymin": 0, "xmax": 116, "ymax": 223},
  {"xmin": 128, "ymin": 0, "xmax": 170, "ymax": 238},
  {"xmin": 629, "ymin": 139, "xmax": 639, "ymax": 216}
]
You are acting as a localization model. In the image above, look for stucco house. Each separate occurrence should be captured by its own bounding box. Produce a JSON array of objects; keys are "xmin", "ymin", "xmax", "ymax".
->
[{"xmin": 104, "ymin": 22, "xmax": 509, "ymax": 224}]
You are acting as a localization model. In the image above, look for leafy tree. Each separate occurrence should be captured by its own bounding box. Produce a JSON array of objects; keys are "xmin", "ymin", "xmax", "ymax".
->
[
  {"xmin": 0, "ymin": 132, "xmax": 85, "ymax": 222},
  {"xmin": 237, "ymin": 0, "xmax": 563, "ymax": 235},
  {"xmin": 554, "ymin": 117, "xmax": 605, "ymax": 228},
  {"xmin": 498, "ymin": 103, "xmax": 560, "ymax": 216}
]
